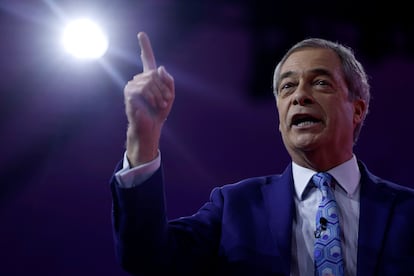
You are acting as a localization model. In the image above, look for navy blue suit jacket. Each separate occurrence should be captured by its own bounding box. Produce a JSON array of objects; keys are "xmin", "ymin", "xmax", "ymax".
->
[{"xmin": 110, "ymin": 160, "xmax": 414, "ymax": 275}]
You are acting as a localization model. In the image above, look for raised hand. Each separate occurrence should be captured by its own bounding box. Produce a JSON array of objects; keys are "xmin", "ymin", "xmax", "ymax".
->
[{"xmin": 124, "ymin": 32, "xmax": 175, "ymax": 167}]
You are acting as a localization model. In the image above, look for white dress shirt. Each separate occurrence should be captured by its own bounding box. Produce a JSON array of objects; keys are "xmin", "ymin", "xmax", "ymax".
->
[
  {"xmin": 290, "ymin": 155, "xmax": 361, "ymax": 276},
  {"xmin": 115, "ymin": 151, "xmax": 161, "ymax": 188},
  {"xmin": 115, "ymin": 152, "xmax": 361, "ymax": 275}
]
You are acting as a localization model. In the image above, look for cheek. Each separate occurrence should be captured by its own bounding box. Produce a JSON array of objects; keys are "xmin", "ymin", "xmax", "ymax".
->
[
  {"xmin": 331, "ymin": 104, "xmax": 355, "ymax": 128},
  {"xmin": 276, "ymin": 108, "xmax": 287, "ymax": 131},
  {"xmin": 276, "ymin": 101, "xmax": 287, "ymax": 120}
]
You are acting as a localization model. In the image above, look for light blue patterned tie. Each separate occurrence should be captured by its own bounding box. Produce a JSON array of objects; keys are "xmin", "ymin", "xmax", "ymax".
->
[{"xmin": 312, "ymin": 172, "xmax": 344, "ymax": 276}]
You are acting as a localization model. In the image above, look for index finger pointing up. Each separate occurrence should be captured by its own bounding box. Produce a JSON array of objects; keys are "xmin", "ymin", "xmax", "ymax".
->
[{"xmin": 138, "ymin": 32, "xmax": 157, "ymax": 72}]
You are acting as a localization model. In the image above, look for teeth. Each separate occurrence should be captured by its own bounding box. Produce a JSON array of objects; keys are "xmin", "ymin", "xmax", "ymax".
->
[{"xmin": 297, "ymin": 121, "xmax": 317, "ymax": 127}]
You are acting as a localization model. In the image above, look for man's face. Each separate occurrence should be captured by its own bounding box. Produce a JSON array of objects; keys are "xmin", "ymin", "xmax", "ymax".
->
[{"xmin": 275, "ymin": 48, "xmax": 365, "ymax": 165}]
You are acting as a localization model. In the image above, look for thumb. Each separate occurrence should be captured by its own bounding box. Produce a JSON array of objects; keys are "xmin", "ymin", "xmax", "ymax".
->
[{"xmin": 158, "ymin": 66, "xmax": 174, "ymax": 91}]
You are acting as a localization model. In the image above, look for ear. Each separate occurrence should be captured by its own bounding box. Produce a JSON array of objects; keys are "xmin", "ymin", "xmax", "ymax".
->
[{"xmin": 353, "ymin": 99, "xmax": 367, "ymax": 124}]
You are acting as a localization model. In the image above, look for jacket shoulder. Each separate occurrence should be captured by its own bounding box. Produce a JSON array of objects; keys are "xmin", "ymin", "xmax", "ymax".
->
[{"xmin": 359, "ymin": 160, "xmax": 414, "ymax": 196}]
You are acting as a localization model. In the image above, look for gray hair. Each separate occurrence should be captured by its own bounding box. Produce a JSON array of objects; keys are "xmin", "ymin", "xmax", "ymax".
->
[{"xmin": 273, "ymin": 38, "xmax": 370, "ymax": 143}]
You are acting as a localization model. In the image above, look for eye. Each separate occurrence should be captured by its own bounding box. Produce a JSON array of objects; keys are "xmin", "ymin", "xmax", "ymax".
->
[
  {"xmin": 314, "ymin": 79, "xmax": 329, "ymax": 86},
  {"xmin": 278, "ymin": 81, "xmax": 296, "ymax": 96},
  {"xmin": 281, "ymin": 82, "xmax": 292, "ymax": 89}
]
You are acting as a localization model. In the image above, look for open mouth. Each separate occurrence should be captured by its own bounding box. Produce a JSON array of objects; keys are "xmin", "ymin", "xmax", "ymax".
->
[{"xmin": 291, "ymin": 114, "xmax": 322, "ymax": 127}]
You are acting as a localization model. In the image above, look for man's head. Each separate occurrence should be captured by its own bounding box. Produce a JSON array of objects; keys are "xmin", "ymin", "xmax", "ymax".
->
[{"xmin": 273, "ymin": 38, "xmax": 370, "ymax": 170}]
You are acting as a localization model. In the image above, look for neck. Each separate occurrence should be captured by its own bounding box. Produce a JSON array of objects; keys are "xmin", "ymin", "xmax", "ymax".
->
[{"xmin": 290, "ymin": 149, "xmax": 353, "ymax": 172}]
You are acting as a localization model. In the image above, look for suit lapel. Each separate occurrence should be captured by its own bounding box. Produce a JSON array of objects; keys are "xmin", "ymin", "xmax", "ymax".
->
[
  {"xmin": 261, "ymin": 164, "xmax": 295, "ymax": 275},
  {"xmin": 357, "ymin": 162, "xmax": 397, "ymax": 275},
  {"xmin": 259, "ymin": 161, "xmax": 398, "ymax": 275}
]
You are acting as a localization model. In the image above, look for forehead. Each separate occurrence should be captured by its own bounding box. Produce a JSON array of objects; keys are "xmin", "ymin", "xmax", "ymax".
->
[{"xmin": 280, "ymin": 48, "xmax": 343, "ymax": 78}]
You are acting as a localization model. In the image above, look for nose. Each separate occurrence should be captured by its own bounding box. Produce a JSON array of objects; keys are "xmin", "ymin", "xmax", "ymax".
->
[{"xmin": 292, "ymin": 84, "xmax": 314, "ymax": 106}]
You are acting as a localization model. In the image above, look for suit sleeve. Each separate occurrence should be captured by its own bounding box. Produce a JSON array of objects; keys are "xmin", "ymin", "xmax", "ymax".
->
[{"xmin": 110, "ymin": 162, "xmax": 223, "ymax": 275}]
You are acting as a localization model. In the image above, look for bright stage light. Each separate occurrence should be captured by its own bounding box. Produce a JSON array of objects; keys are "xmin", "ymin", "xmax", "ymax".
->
[{"xmin": 61, "ymin": 18, "xmax": 108, "ymax": 59}]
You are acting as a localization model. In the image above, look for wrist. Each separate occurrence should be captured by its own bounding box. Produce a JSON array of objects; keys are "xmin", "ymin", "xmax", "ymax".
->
[{"xmin": 126, "ymin": 126, "xmax": 160, "ymax": 167}]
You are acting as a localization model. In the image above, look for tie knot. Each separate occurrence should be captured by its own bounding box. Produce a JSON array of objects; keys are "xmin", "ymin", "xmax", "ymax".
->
[{"xmin": 312, "ymin": 172, "xmax": 332, "ymax": 190}]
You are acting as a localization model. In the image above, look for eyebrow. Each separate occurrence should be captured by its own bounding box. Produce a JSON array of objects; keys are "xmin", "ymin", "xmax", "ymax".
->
[{"xmin": 279, "ymin": 68, "xmax": 334, "ymax": 82}]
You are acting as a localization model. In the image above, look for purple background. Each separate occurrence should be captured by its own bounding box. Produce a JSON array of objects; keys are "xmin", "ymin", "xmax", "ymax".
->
[{"xmin": 1, "ymin": 1, "xmax": 413, "ymax": 275}]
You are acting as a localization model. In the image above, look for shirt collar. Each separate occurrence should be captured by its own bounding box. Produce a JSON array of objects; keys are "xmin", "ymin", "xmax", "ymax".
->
[{"xmin": 292, "ymin": 154, "xmax": 361, "ymax": 200}]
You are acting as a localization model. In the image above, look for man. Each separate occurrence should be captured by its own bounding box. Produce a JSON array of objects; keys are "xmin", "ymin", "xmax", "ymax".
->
[{"xmin": 110, "ymin": 32, "xmax": 414, "ymax": 275}]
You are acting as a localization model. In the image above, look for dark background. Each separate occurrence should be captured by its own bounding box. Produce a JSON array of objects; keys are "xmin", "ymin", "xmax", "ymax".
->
[{"xmin": 1, "ymin": 0, "xmax": 413, "ymax": 275}]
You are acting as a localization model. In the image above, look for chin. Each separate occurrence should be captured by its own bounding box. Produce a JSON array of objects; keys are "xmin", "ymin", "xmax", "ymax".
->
[{"xmin": 293, "ymin": 134, "xmax": 321, "ymax": 149}]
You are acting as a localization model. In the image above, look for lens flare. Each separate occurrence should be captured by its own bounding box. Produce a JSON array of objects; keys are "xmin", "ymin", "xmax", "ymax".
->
[{"xmin": 61, "ymin": 18, "xmax": 108, "ymax": 59}]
